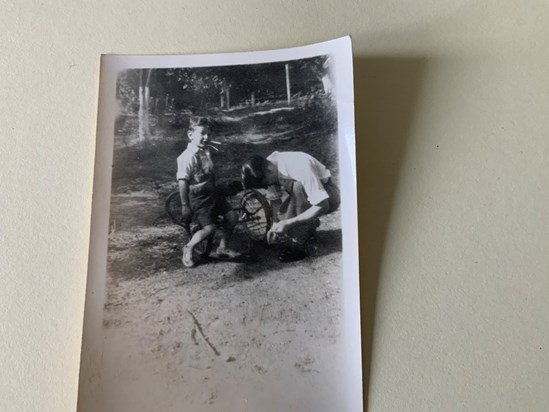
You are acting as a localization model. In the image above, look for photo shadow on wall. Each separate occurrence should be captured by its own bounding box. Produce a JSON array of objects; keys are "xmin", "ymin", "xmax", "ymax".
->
[{"xmin": 354, "ymin": 56, "xmax": 427, "ymax": 409}]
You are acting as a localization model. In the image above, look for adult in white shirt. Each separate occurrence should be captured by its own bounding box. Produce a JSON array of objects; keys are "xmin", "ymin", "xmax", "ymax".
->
[{"xmin": 241, "ymin": 151, "xmax": 340, "ymax": 261}]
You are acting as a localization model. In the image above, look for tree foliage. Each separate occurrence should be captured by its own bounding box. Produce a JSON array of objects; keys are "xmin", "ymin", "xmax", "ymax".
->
[{"xmin": 117, "ymin": 55, "xmax": 330, "ymax": 117}]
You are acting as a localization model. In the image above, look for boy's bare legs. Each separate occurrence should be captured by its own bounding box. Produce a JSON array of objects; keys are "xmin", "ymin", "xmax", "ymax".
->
[
  {"xmin": 216, "ymin": 210, "xmax": 241, "ymax": 258},
  {"xmin": 182, "ymin": 224, "xmax": 215, "ymax": 267},
  {"xmin": 187, "ymin": 224, "xmax": 215, "ymax": 249}
]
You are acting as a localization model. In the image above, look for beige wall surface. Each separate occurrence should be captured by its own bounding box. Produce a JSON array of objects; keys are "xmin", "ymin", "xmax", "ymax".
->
[{"xmin": 1, "ymin": 1, "xmax": 548, "ymax": 411}]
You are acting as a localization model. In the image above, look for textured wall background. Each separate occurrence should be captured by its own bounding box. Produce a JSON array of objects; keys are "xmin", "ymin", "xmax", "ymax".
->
[{"xmin": 1, "ymin": 1, "xmax": 548, "ymax": 411}]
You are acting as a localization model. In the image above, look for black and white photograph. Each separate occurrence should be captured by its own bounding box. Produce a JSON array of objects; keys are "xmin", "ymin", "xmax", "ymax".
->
[{"xmin": 80, "ymin": 37, "xmax": 361, "ymax": 411}]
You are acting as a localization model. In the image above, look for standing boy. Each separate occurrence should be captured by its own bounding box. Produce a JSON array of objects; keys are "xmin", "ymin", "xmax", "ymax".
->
[{"xmin": 177, "ymin": 117, "xmax": 240, "ymax": 267}]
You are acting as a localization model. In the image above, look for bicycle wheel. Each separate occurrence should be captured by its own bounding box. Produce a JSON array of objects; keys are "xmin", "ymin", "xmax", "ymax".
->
[
  {"xmin": 165, "ymin": 191, "xmax": 186, "ymax": 227},
  {"xmin": 165, "ymin": 191, "xmax": 213, "ymax": 257},
  {"xmin": 240, "ymin": 190, "xmax": 272, "ymax": 242}
]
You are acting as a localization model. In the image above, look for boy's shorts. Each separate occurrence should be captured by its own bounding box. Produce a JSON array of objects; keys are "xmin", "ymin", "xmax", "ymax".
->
[{"xmin": 189, "ymin": 182, "xmax": 232, "ymax": 228}]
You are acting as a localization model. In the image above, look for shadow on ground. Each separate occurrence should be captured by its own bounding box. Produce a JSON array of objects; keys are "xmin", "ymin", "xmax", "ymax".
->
[{"xmin": 220, "ymin": 228, "xmax": 343, "ymax": 283}]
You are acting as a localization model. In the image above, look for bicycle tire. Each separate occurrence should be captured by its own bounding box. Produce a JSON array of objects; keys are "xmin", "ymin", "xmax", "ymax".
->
[
  {"xmin": 240, "ymin": 190, "xmax": 272, "ymax": 242},
  {"xmin": 165, "ymin": 191, "xmax": 186, "ymax": 227}
]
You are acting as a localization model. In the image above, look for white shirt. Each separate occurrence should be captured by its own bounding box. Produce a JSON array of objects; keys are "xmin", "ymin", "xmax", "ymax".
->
[
  {"xmin": 267, "ymin": 151, "xmax": 331, "ymax": 206},
  {"xmin": 176, "ymin": 143, "xmax": 214, "ymax": 185}
]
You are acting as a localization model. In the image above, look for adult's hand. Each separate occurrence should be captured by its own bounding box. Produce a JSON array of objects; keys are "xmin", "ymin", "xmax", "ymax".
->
[{"xmin": 267, "ymin": 220, "xmax": 291, "ymax": 244}]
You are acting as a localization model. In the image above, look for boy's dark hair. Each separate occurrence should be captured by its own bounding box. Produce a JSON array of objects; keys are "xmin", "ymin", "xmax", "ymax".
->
[
  {"xmin": 241, "ymin": 155, "xmax": 270, "ymax": 189},
  {"xmin": 188, "ymin": 116, "xmax": 211, "ymax": 132}
]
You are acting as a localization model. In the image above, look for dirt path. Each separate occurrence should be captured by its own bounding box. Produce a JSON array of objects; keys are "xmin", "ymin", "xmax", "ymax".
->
[{"xmin": 99, "ymin": 190, "xmax": 348, "ymax": 411}]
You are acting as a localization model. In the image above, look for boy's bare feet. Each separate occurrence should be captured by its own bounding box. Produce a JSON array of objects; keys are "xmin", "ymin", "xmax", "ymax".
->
[{"xmin": 182, "ymin": 245, "xmax": 195, "ymax": 268}]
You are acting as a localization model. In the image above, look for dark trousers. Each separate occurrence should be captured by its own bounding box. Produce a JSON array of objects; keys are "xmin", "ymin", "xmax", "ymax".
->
[{"xmin": 279, "ymin": 178, "xmax": 340, "ymax": 242}]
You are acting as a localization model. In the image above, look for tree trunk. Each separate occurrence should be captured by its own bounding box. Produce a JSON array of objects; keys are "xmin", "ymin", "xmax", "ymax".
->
[
  {"xmin": 225, "ymin": 88, "xmax": 230, "ymax": 109},
  {"xmin": 138, "ymin": 86, "xmax": 146, "ymax": 141},
  {"xmin": 251, "ymin": 91, "xmax": 255, "ymax": 107},
  {"xmin": 138, "ymin": 69, "xmax": 152, "ymax": 141}
]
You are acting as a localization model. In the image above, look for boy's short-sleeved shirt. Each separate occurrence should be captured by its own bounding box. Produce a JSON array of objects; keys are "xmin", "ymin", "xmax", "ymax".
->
[
  {"xmin": 266, "ymin": 151, "xmax": 331, "ymax": 206},
  {"xmin": 176, "ymin": 143, "xmax": 214, "ymax": 189}
]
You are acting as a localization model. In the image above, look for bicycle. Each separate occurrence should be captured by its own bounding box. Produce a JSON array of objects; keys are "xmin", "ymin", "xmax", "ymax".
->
[{"xmin": 165, "ymin": 181, "xmax": 273, "ymax": 258}]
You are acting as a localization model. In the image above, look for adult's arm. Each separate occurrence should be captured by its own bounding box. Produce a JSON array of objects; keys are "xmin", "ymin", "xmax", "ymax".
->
[
  {"xmin": 278, "ymin": 159, "xmax": 330, "ymax": 229},
  {"xmin": 267, "ymin": 199, "xmax": 328, "ymax": 243},
  {"xmin": 287, "ymin": 199, "xmax": 329, "ymax": 226}
]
